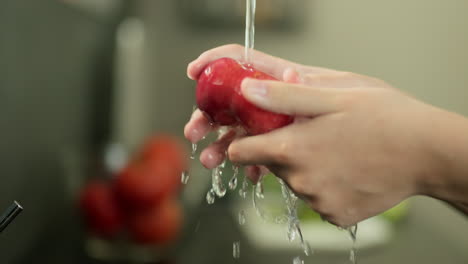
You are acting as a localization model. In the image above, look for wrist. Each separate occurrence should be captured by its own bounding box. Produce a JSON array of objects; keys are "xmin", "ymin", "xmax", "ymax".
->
[{"xmin": 418, "ymin": 106, "xmax": 468, "ymax": 204}]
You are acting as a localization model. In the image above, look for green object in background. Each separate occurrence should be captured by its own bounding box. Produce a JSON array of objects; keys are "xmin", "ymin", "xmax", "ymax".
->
[
  {"xmin": 261, "ymin": 173, "xmax": 409, "ymax": 223},
  {"xmin": 380, "ymin": 201, "xmax": 409, "ymax": 223}
]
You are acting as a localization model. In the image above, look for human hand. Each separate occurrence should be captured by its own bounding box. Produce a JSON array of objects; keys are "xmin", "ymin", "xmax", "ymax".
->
[
  {"xmin": 185, "ymin": 44, "xmax": 337, "ymax": 180},
  {"xmin": 226, "ymin": 72, "xmax": 440, "ymax": 227}
]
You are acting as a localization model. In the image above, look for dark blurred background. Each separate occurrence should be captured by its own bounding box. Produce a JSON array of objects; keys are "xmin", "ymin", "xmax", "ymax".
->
[{"xmin": 1, "ymin": 0, "xmax": 468, "ymax": 263}]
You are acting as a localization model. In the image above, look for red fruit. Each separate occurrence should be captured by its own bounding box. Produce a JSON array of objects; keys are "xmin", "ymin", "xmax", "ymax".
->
[
  {"xmin": 79, "ymin": 180, "xmax": 123, "ymax": 238},
  {"xmin": 196, "ymin": 57, "xmax": 293, "ymax": 135},
  {"xmin": 139, "ymin": 135, "xmax": 188, "ymax": 174},
  {"xmin": 115, "ymin": 160, "xmax": 180, "ymax": 210},
  {"xmin": 128, "ymin": 198, "xmax": 182, "ymax": 245}
]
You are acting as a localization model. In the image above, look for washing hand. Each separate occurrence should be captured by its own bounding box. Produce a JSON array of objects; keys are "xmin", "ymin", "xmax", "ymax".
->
[{"xmin": 185, "ymin": 44, "xmax": 468, "ymax": 227}]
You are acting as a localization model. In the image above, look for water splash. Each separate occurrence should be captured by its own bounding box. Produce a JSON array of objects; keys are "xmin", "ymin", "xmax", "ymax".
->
[
  {"xmin": 181, "ymin": 170, "xmax": 190, "ymax": 185},
  {"xmin": 229, "ymin": 165, "xmax": 239, "ymax": 190},
  {"xmin": 293, "ymin": 256, "xmax": 304, "ymax": 264},
  {"xmin": 296, "ymin": 222, "xmax": 312, "ymax": 256},
  {"xmin": 347, "ymin": 224, "xmax": 358, "ymax": 264},
  {"xmin": 275, "ymin": 216, "xmax": 288, "ymax": 224},
  {"xmin": 233, "ymin": 241, "xmax": 241, "ymax": 259},
  {"xmin": 287, "ymin": 219, "xmax": 298, "ymax": 242},
  {"xmin": 255, "ymin": 179, "xmax": 264, "ymax": 199},
  {"xmin": 190, "ymin": 106, "xmax": 199, "ymax": 161},
  {"xmin": 206, "ymin": 189, "xmax": 215, "ymax": 205},
  {"xmin": 239, "ymin": 175, "xmax": 249, "ymax": 199},
  {"xmin": 244, "ymin": 0, "xmax": 256, "ymax": 63},
  {"xmin": 278, "ymin": 179, "xmax": 312, "ymax": 256},
  {"xmin": 252, "ymin": 185, "xmax": 269, "ymax": 222},
  {"xmin": 238, "ymin": 210, "xmax": 246, "ymax": 225},
  {"xmin": 190, "ymin": 143, "xmax": 197, "ymax": 160},
  {"xmin": 212, "ymin": 166, "xmax": 226, "ymax": 198}
]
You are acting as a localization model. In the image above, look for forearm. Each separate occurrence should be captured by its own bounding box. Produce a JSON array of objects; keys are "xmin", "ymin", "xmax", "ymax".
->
[{"xmin": 422, "ymin": 106, "xmax": 468, "ymax": 209}]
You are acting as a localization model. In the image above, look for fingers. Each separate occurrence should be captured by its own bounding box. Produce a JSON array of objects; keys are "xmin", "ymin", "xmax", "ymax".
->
[
  {"xmin": 199, "ymin": 129, "xmax": 237, "ymax": 169},
  {"xmin": 244, "ymin": 165, "xmax": 270, "ymax": 184},
  {"xmin": 187, "ymin": 44, "xmax": 333, "ymax": 81},
  {"xmin": 241, "ymin": 79, "xmax": 343, "ymax": 117},
  {"xmin": 245, "ymin": 166, "xmax": 262, "ymax": 184},
  {"xmin": 187, "ymin": 44, "xmax": 293, "ymax": 80},
  {"xmin": 282, "ymin": 67, "xmax": 302, "ymax": 84},
  {"xmin": 228, "ymin": 129, "xmax": 291, "ymax": 166},
  {"xmin": 184, "ymin": 109, "xmax": 215, "ymax": 143},
  {"xmin": 302, "ymin": 71, "xmax": 391, "ymax": 89}
]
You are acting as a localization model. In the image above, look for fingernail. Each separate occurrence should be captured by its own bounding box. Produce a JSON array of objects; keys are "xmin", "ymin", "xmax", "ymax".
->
[
  {"xmin": 243, "ymin": 79, "xmax": 267, "ymax": 99},
  {"xmin": 187, "ymin": 62, "xmax": 202, "ymax": 80}
]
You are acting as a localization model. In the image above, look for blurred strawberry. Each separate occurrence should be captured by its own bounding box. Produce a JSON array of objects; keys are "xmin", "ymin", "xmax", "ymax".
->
[
  {"xmin": 79, "ymin": 180, "xmax": 123, "ymax": 238},
  {"xmin": 115, "ymin": 134, "xmax": 187, "ymax": 210},
  {"xmin": 115, "ymin": 159, "xmax": 180, "ymax": 210},
  {"xmin": 127, "ymin": 198, "xmax": 183, "ymax": 245},
  {"xmin": 139, "ymin": 134, "xmax": 188, "ymax": 175}
]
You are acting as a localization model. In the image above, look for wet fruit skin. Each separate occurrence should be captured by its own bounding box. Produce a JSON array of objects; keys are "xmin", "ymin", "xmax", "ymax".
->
[{"xmin": 196, "ymin": 57, "xmax": 293, "ymax": 135}]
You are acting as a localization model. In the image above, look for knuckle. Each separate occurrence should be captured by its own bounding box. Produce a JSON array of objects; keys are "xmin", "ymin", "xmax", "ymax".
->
[
  {"xmin": 288, "ymin": 176, "xmax": 307, "ymax": 195},
  {"xmin": 304, "ymin": 73, "xmax": 335, "ymax": 84},
  {"xmin": 271, "ymin": 142, "xmax": 292, "ymax": 164},
  {"xmin": 224, "ymin": 43, "xmax": 243, "ymax": 52},
  {"xmin": 227, "ymin": 143, "xmax": 242, "ymax": 162},
  {"xmin": 336, "ymin": 71, "xmax": 355, "ymax": 79},
  {"xmin": 335, "ymin": 91, "xmax": 358, "ymax": 109}
]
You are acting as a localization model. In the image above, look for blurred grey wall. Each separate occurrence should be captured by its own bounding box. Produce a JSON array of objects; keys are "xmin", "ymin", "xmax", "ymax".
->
[{"xmin": 0, "ymin": 0, "xmax": 121, "ymax": 262}]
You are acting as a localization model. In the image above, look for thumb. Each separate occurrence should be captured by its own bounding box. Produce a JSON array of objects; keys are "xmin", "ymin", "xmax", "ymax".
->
[{"xmin": 241, "ymin": 79, "xmax": 343, "ymax": 117}]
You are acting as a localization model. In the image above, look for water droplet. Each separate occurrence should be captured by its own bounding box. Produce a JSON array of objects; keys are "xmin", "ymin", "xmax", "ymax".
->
[
  {"xmin": 233, "ymin": 241, "xmax": 240, "ymax": 259},
  {"xmin": 238, "ymin": 210, "xmax": 246, "ymax": 225},
  {"xmin": 350, "ymin": 249, "xmax": 356, "ymax": 263},
  {"xmin": 347, "ymin": 224, "xmax": 358, "ymax": 242},
  {"xmin": 238, "ymin": 175, "xmax": 248, "ymax": 199},
  {"xmin": 293, "ymin": 256, "xmax": 304, "ymax": 264},
  {"xmin": 212, "ymin": 166, "xmax": 226, "ymax": 197},
  {"xmin": 347, "ymin": 224, "xmax": 358, "ymax": 264},
  {"xmin": 275, "ymin": 216, "xmax": 287, "ymax": 224},
  {"xmin": 229, "ymin": 166, "xmax": 239, "ymax": 190},
  {"xmin": 244, "ymin": 0, "xmax": 256, "ymax": 63},
  {"xmin": 255, "ymin": 181, "xmax": 264, "ymax": 199},
  {"xmin": 238, "ymin": 188, "xmax": 247, "ymax": 199},
  {"xmin": 302, "ymin": 241, "xmax": 312, "ymax": 257},
  {"xmin": 220, "ymin": 159, "xmax": 226, "ymax": 168},
  {"xmin": 181, "ymin": 171, "xmax": 190, "ymax": 184},
  {"xmin": 190, "ymin": 143, "xmax": 197, "ymax": 160},
  {"xmin": 252, "ymin": 184, "xmax": 272, "ymax": 222},
  {"xmin": 287, "ymin": 220, "xmax": 297, "ymax": 242},
  {"xmin": 206, "ymin": 189, "xmax": 215, "ymax": 205},
  {"xmin": 278, "ymin": 178, "xmax": 312, "ymax": 256},
  {"xmin": 229, "ymin": 175, "xmax": 238, "ymax": 190},
  {"xmin": 294, "ymin": 221, "xmax": 312, "ymax": 256}
]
